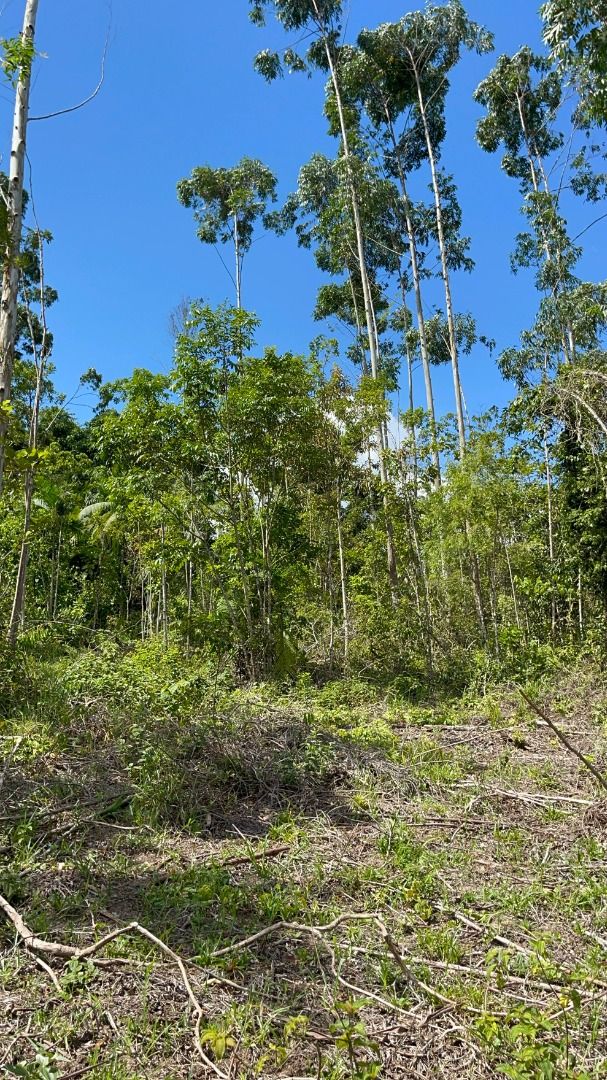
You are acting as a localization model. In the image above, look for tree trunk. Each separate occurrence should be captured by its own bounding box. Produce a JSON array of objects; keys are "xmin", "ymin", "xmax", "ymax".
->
[
  {"xmin": 233, "ymin": 213, "xmax": 242, "ymax": 310},
  {"xmin": 501, "ymin": 530, "xmax": 521, "ymax": 632},
  {"xmin": 543, "ymin": 437, "xmax": 557, "ymax": 637},
  {"xmin": 405, "ymin": 325, "xmax": 418, "ymax": 492},
  {"xmin": 336, "ymin": 487, "xmax": 349, "ymax": 669},
  {"xmin": 0, "ymin": 0, "xmax": 40, "ymax": 496},
  {"xmin": 7, "ymin": 471, "xmax": 33, "ymax": 644},
  {"xmin": 410, "ymin": 53, "xmax": 466, "ymax": 459},
  {"xmin": 160, "ymin": 522, "xmax": 169, "ymax": 649},
  {"xmin": 316, "ymin": 13, "xmax": 398, "ymax": 598},
  {"xmin": 7, "ymin": 231, "xmax": 47, "ymax": 645},
  {"xmin": 577, "ymin": 568, "xmax": 584, "ymax": 639},
  {"xmin": 397, "ymin": 276, "xmax": 419, "ymax": 493},
  {"xmin": 515, "ymin": 91, "xmax": 574, "ymax": 363},
  {"xmin": 388, "ymin": 115, "xmax": 441, "ymax": 487},
  {"xmin": 404, "ymin": 486, "xmax": 434, "ymax": 679},
  {"xmin": 141, "ymin": 573, "xmax": 146, "ymax": 641}
]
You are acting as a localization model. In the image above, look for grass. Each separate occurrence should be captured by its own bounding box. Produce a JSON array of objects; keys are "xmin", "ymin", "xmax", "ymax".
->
[{"xmin": 1, "ymin": 648, "xmax": 607, "ymax": 1077}]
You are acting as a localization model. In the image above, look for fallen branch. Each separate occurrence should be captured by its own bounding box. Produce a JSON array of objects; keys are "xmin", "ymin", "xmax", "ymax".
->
[
  {"xmin": 350, "ymin": 945, "xmax": 599, "ymax": 995},
  {"xmin": 518, "ymin": 689, "xmax": 607, "ymax": 793},
  {"xmin": 215, "ymin": 843, "xmax": 290, "ymax": 868},
  {"xmin": 31, "ymin": 951, "xmax": 62, "ymax": 994},
  {"xmin": 212, "ymin": 912, "xmax": 419, "ymax": 1018},
  {"xmin": 0, "ymin": 892, "xmax": 226, "ymax": 1078},
  {"xmin": 446, "ymin": 908, "xmax": 533, "ymax": 957},
  {"xmin": 458, "ymin": 783, "xmax": 593, "ymax": 808},
  {"xmin": 211, "ymin": 911, "xmax": 475, "ymax": 1014}
]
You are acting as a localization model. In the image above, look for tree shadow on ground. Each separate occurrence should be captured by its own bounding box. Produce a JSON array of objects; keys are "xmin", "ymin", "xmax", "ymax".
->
[{"xmin": 0, "ymin": 709, "xmax": 409, "ymax": 950}]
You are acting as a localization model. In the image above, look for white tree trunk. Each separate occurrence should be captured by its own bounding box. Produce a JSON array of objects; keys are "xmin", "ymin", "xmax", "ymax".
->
[
  {"xmin": 7, "ymin": 228, "xmax": 48, "ymax": 645},
  {"xmin": 388, "ymin": 116, "xmax": 441, "ymax": 488},
  {"xmin": 336, "ymin": 487, "xmax": 349, "ymax": 668},
  {"xmin": 410, "ymin": 54, "xmax": 466, "ymax": 459},
  {"xmin": 0, "ymin": 0, "xmax": 40, "ymax": 496},
  {"xmin": 233, "ymin": 213, "xmax": 242, "ymax": 310},
  {"xmin": 7, "ymin": 358, "xmax": 42, "ymax": 645},
  {"xmin": 318, "ymin": 25, "xmax": 398, "ymax": 596}
]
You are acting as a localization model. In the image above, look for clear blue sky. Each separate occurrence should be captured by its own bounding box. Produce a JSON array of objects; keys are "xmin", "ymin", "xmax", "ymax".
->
[{"xmin": 1, "ymin": 0, "xmax": 605, "ymax": 425}]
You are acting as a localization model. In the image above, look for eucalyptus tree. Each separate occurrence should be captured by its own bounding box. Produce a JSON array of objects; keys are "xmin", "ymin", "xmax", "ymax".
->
[
  {"xmin": 542, "ymin": 0, "xmax": 607, "ymax": 126},
  {"xmin": 271, "ymin": 149, "xmax": 399, "ymax": 379},
  {"xmin": 0, "ymin": 0, "xmax": 40, "ymax": 496},
  {"xmin": 355, "ymin": 4, "xmax": 493, "ymax": 459},
  {"xmin": 336, "ymin": 39, "xmax": 443, "ymax": 484},
  {"xmin": 475, "ymin": 49, "xmax": 585, "ymax": 603},
  {"xmin": 177, "ymin": 158, "xmax": 277, "ymax": 309},
  {"xmin": 474, "ymin": 48, "xmax": 581, "ymax": 367},
  {"xmin": 250, "ymin": 0, "xmax": 399, "ymax": 594},
  {"xmin": 475, "ymin": 49, "xmax": 563, "ymax": 195}
]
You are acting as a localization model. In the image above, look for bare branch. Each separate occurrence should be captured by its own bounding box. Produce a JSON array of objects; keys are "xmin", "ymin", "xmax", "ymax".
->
[
  {"xmin": 28, "ymin": 17, "xmax": 111, "ymax": 123},
  {"xmin": 519, "ymin": 688, "xmax": 607, "ymax": 793}
]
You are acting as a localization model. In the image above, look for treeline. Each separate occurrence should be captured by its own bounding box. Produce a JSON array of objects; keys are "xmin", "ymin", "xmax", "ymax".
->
[{"xmin": 1, "ymin": 0, "xmax": 606, "ymax": 693}]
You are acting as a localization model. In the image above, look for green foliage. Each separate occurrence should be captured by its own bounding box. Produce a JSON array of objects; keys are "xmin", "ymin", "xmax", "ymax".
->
[
  {"xmin": 60, "ymin": 638, "xmax": 221, "ymax": 721},
  {"xmin": 542, "ymin": 0, "xmax": 607, "ymax": 125},
  {"xmin": 0, "ymin": 35, "xmax": 35, "ymax": 85},
  {"xmin": 6, "ymin": 1060, "xmax": 59, "ymax": 1080},
  {"xmin": 177, "ymin": 159, "xmax": 277, "ymax": 304},
  {"xmin": 475, "ymin": 1001, "xmax": 588, "ymax": 1079},
  {"xmin": 1, "ymin": 3, "xmax": 607, "ymax": 717},
  {"xmin": 60, "ymin": 957, "xmax": 97, "ymax": 994}
]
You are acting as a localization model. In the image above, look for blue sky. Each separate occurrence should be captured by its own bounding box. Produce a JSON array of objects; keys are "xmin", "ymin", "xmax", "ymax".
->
[{"xmin": 1, "ymin": 0, "xmax": 605, "ymax": 426}]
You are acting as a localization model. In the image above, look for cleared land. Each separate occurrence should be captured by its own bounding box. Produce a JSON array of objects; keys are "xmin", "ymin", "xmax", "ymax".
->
[{"xmin": 1, "ymin": 656, "xmax": 607, "ymax": 1079}]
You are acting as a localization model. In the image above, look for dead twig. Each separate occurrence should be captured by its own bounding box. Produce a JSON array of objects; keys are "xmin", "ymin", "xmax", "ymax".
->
[
  {"xmin": 455, "ymin": 779, "xmax": 594, "ymax": 806},
  {"xmin": 59, "ymin": 1067, "xmax": 101, "ymax": 1080},
  {"xmin": 518, "ymin": 688, "xmax": 607, "ymax": 793},
  {"xmin": 211, "ymin": 911, "xmax": 488, "ymax": 1015},
  {"xmin": 350, "ymin": 945, "xmax": 599, "ymax": 996},
  {"xmin": 217, "ymin": 913, "xmax": 418, "ymax": 1018},
  {"xmin": 212, "ymin": 912, "xmax": 423, "ymax": 1017},
  {"xmin": 0, "ymin": 891, "xmax": 227, "ymax": 1079},
  {"xmin": 215, "ymin": 842, "xmax": 290, "ymax": 868},
  {"xmin": 446, "ymin": 908, "xmax": 533, "ymax": 957},
  {"xmin": 31, "ymin": 951, "xmax": 63, "ymax": 994}
]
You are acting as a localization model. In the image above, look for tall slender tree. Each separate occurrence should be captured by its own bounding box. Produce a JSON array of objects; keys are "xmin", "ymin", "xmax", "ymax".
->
[
  {"xmin": 337, "ymin": 40, "xmax": 442, "ymax": 485},
  {"xmin": 251, "ymin": 0, "xmax": 400, "ymax": 595},
  {"xmin": 7, "ymin": 229, "xmax": 55, "ymax": 644},
  {"xmin": 355, "ymin": 5, "xmax": 492, "ymax": 458},
  {"xmin": 0, "ymin": 0, "xmax": 40, "ymax": 496},
  {"xmin": 475, "ymin": 48, "xmax": 578, "ymax": 358},
  {"xmin": 177, "ymin": 158, "xmax": 277, "ymax": 310}
]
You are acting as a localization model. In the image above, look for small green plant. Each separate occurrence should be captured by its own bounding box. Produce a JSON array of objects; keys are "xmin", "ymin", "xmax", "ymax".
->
[
  {"xmin": 475, "ymin": 999, "xmax": 585, "ymax": 1080},
  {"xmin": 330, "ymin": 999, "xmax": 381, "ymax": 1078},
  {"xmin": 416, "ymin": 926, "xmax": 464, "ymax": 964},
  {"xmin": 60, "ymin": 957, "xmax": 97, "ymax": 993},
  {"xmin": 198, "ymin": 1025, "xmax": 237, "ymax": 1062},
  {"xmin": 6, "ymin": 1053, "xmax": 59, "ymax": 1080}
]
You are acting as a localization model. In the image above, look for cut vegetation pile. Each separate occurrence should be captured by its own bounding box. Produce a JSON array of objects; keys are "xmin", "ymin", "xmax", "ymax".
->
[{"xmin": 1, "ymin": 648, "xmax": 607, "ymax": 1079}]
